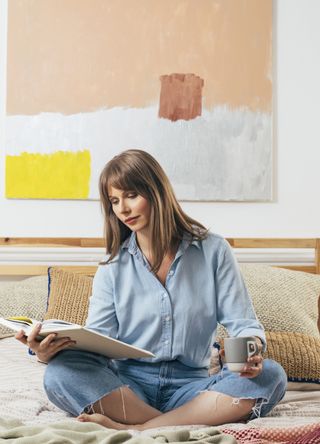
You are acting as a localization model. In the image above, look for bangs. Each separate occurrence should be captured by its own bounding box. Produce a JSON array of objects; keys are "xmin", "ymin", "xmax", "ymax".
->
[{"xmin": 105, "ymin": 164, "xmax": 146, "ymax": 195}]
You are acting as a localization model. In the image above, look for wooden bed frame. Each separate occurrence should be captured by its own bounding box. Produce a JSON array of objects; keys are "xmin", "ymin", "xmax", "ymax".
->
[{"xmin": 0, "ymin": 237, "xmax": 319, "ymax": 276}]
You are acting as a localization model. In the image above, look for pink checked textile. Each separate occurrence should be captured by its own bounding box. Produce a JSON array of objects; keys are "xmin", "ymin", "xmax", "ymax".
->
[{"xmin": 221, "ymin": 423, "xmax": 320, "ymax": 444}]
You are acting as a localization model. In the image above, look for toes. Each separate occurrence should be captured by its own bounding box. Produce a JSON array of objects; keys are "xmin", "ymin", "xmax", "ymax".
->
[{"xmin": 77, "ymin": 413, "xmax": 91, "ymax": 422}]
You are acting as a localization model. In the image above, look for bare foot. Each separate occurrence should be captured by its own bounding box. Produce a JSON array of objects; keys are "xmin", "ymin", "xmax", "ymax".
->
[{"xmin": 77, "ymin": 413, "xmax": 128, "ymax": 430}]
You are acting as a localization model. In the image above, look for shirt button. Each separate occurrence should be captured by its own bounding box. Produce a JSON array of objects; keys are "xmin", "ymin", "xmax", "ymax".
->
[
  {"xmin": 169, "ymin": 270, "xmax": 174, "ymax": 276},
  {"xmin": 164, "ymin": 340, "xmax": 169, "ymax": 344},
  {"xmin": 165, "ymin": 316, "xmax": 170, "ymax": 322}
]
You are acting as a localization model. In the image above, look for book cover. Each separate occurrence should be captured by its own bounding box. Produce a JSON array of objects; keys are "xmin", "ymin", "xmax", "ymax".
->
[{"xmin": 0, "ymin": 317, "xmax": 155, "ymax": 359}]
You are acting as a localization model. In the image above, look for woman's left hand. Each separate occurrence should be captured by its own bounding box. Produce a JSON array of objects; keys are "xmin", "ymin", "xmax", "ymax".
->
[
  {"xmin": 239, "ymin": 338, "xmax": 263, "ymax": 378},
  {"xmin": 219, "ymin": 337, "xmax": 264, "ymax": 378}
]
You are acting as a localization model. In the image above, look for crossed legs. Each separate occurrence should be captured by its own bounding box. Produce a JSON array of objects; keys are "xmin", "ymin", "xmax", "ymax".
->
[
  {"xmin": 77, "ymin": 386, "xmax": 255, "ymax": 430},
  {"xmin": 45, "ymin": 352, "xmax": 286, "ymax": 431}
]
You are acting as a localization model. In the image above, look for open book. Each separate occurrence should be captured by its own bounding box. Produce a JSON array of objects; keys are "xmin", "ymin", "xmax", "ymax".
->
[{"xmin": 0, "ymin": 317, "xmax": 155, "ymax": 359}]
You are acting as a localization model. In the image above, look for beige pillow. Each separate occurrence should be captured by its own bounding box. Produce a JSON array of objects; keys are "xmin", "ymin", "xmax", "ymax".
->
[
  {"xmin": 215, "ymin": 265, "xmax": 320, "ymax": 384},
  {"xmin": 0, "ymin": 276, "xmax": 48, "ymax": 339},
  {"xmin": 44, "ymin": 268, "xmax": 93, "ymax": 325},
  {"xmin": 239, "ymin": 264, "xmax": 320, "ymax": 338}
]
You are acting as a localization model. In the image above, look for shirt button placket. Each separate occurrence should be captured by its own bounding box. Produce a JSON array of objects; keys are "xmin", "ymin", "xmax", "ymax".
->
[{"xmin": 162, "ymin": 291, "xmax": 172, "ymax": 358}]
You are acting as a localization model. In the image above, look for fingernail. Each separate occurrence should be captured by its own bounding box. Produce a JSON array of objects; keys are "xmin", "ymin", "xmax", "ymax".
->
[{"xmin": 36, "ymin": 322, "xmax": 42, "ymax": 328}]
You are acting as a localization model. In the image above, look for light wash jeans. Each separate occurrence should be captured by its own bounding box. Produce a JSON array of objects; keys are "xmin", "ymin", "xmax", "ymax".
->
[{"xmin": 44, "ymin": 350, "xmax": 287, "ymax": 419}]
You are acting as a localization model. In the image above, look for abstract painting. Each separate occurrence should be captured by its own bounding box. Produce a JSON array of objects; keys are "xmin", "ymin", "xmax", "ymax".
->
[{"xmin": 5, "ymin": 0, "xmax": 272, "ymax": 200}]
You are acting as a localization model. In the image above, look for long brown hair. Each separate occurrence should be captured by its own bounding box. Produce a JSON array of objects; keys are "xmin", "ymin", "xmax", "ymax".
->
[{"xmin": 99, "ymin": 149, "xmax": 208, "ymax": 272}]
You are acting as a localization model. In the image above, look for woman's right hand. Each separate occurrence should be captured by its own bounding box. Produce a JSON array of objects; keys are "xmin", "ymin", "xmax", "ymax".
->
[{"xmin": 15, "ymin": 322, "xmax": 76, "ymax": 363}]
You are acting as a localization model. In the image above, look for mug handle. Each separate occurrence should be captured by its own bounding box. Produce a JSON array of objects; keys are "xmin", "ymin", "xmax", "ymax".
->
[{"xmin": 247, "ymin": 340, "xmax": 259, "ymax": 358}]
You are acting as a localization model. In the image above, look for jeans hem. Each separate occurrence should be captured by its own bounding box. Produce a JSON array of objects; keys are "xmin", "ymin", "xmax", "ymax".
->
[{"xmin": 82, "ymin": 384, "xmax": 129, "ymax": 415}]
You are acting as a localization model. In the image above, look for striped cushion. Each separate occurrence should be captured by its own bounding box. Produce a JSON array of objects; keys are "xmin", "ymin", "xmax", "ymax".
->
[{"xmin": 264, "ymin": 331, "xmax": 320, "ymax": 384}]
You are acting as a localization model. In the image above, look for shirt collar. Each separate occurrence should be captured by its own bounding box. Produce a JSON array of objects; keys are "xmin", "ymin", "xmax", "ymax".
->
[
  {"xmin": 174, "ymin": 233, "xmax": 201, "ymax": 260},
  {"xmin": 181, "ymin": 232, "xmax": 201, "ymax": 249},
  {"xmin": 121, "ymin": 231, "xmax": 201, "ymax": 257},
  {"xmin": 121, "ymin": 232, "xmax": 138, "ymax": 255}
]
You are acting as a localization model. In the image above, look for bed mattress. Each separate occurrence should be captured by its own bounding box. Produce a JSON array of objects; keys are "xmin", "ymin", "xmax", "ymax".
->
[{"xmin": 1, "ymin": 337, "xmax": 320, "ymax": 443}]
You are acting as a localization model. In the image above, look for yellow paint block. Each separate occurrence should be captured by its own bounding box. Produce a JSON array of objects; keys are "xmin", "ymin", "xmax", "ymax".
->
[{"xmin": 6, "ymin": 150, "xmax": 91, "ymax": 199}]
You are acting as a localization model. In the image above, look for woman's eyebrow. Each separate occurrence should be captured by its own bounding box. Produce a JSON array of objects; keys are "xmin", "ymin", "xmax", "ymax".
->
[
  {"xmin": 108, "ymin": 190, "xmax": 131, "ymax": 200},
  {"xmin": 108, "ymin": 192, "xmax": 124, "ymax": 200}
]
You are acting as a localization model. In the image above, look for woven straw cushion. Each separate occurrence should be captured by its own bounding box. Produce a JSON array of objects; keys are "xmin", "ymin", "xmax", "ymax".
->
[
  {"xmin": 0, "ymin": 276, "xmax": 48, "ymax": 339},
  {"xmin": 44, "ymin": 268, "xmax": 93, "ymax": 326},
  {"xmin": 263, "ymin": 331, "xmax": 320, "ymax": 383},
  {"xmin": 215, "ymin": 264, "xmax": 320, "ymax": 384}
]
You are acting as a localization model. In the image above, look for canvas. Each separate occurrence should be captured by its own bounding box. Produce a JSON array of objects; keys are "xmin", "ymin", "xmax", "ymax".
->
[{"xmin": 5, "ymin": 0, "xmax": 272, "ymax": 201}]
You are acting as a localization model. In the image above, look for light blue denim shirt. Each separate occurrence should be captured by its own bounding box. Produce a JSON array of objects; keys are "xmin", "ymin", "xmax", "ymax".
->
[{"xmin": 85, "ymin": 232, "xmax": 266, "ymax": 368}]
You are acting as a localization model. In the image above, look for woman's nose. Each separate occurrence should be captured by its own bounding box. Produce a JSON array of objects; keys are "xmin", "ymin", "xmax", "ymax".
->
[{"xmin": 119, "ymin": 200, "xmax": 129, "ymax": 214}]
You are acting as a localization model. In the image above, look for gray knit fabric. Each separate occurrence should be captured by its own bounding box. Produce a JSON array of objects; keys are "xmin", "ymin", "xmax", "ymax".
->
[{"xmin": 0, "ymin": 276, "xmax": 48, "ymax": 338}]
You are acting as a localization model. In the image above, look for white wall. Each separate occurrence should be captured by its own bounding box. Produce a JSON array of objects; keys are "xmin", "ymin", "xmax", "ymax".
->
[{"xmin": 0, "ymin": 0, "xmax": 319, "ymax": 238}]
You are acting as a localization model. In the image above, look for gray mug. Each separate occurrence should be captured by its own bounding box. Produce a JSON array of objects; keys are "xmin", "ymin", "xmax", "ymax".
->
[{"xmin": 224, "ymin": 337, "xmax": 259, "ymax": 372}]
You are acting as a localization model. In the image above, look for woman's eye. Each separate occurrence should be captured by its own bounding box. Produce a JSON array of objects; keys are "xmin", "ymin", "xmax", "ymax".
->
[
  {"xmin": 127, "ymin": 192, "xmax": 137, "ymax": 198},
  {"xmin": 110, "ymin": 200, "xmax": 118, "ymax": 205}
]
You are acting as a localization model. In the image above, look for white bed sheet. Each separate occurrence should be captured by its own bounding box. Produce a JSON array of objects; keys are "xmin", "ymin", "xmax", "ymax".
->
[
  {"xmin": 1, "ymin": 337, "xmax": 320, "ymax": 428},
  {"xmin": 0, "ymin": 337, "xmax": 72, "ymax": 425}
]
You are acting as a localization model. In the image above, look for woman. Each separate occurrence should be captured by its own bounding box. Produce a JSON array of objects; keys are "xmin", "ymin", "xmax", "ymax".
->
[{"xmin": 16, "ymin": 149, "xmax": 287, "ymax": 430}]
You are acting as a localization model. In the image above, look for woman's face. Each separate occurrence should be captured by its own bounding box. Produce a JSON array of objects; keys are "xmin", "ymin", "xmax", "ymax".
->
[{"xmin": 108, "ymin": 186, "xmax": 151, "ymax": 234}]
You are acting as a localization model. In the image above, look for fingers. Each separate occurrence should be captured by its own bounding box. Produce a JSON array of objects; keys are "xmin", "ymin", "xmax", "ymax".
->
[
  {"xmin": 248, "ymin": 354, "xmax": 262, "ymax": 364},
  {"xmin": 32, "ymin": 332, "xmax": 59, "ymax": 354},
  {"xmin": 35, "ymin": 334, "xmax": 75, "ymax": 353},
  {"xmin": 41, "ymin": 337, "xmax": 76, "ymax": 354},
  {"xmin": 254, "ymin": 337, "xmax": 264, "ymax": 352},
  {"xmin": 240, "ymin": 355, "xmax": 263, "ymax": 378},
  {"xmin": 14, "ymin": 321, "xmax": 76, "ymax": 363},
  {"xmin": 15, "ymin": 329, "xmax": 28, "ymax": 345},
  {"xmin": 26, "ymin": 323, "xmax": 43, "ymax": 350},
  {"xmin": 240, "ymin": 364, "xmax": 262, "ymax": 378},
  {"xmin": 25, "ymin": 322, "xmax": 76, "ymax": 357},
  {"xmin": 35, "ymin": 336, "xmax": 77, "ymax": 363},
  {"xmin": 39, "ymin": 332, "xmax": 58, "ymax": 348}
]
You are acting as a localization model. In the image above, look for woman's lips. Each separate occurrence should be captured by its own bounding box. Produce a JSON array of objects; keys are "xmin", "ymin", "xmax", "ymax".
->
[{"xmin": 125, "ymin": 216, "xmax": 139, "ymax": 225}]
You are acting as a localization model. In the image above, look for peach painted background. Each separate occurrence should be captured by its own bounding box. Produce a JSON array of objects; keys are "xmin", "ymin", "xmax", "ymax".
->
[{"xmin": 5, "ymin": 0, "xmax": 272, "ymax": 200}]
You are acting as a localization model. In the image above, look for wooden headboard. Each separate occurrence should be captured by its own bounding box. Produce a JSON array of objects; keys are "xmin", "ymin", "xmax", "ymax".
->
[{"xmin": 0, "ymin": 237, "xmax": 319, "ymax": 276}]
